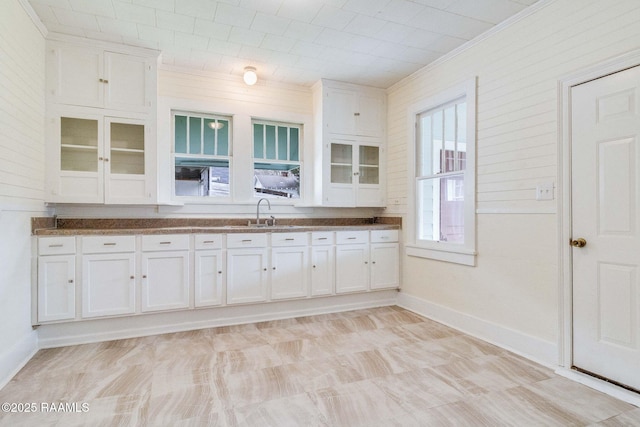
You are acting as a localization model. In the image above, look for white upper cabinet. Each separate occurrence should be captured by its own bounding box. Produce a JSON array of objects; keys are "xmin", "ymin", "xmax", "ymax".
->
[
  {"xmin": 325, "ymin": 86, "xmax": 385, "ymax": 137},
  {"xmin": 313, "ymin": 79, "xmax": 387, "ymax": 207},
  {"xmin": 46, "ymin": 113, "xmax": 153, "ymax": 204},
  {"xmin": 47, "ymin": 41, "xmax": 157, "ymax": 113}
]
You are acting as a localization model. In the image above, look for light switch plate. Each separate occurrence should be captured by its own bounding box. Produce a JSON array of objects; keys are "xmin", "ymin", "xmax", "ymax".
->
[{"xmin": 536, "ymin": 182, "xmax": 554, "ymax": 201}]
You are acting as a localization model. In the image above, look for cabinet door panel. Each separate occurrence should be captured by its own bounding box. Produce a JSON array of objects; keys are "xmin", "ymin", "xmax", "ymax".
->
[
  {"xmin": 335, "ymin": 244, "xmax": 369, "ymax": 293},
  {"xmin": 311, "ymin": 246, "xmax": 334, "ymax": 296},
  {"xmin": 227, "ymin": 249, "xmax": 268, "ymax": 304},
  {"xmin": 141, "ymin": 251, "xmax": 189, "ymax": 312},
  {"xmin": 38, "ymin": 255, "xmax": 76, "ymax": 322},
  {"xmin": 357, "ymin": 93, "xmax": 385, "ymax": 136},
  {"xmin": 82, "ymin": 253, "xmax": 135, "ymax": 318},
  {"xmin": 370, "ymin": 243, "xmax": 399, "ymax": 290},
  {"xmin": 272, "ymin": 247, "xmax": 308, "ymax": 300},
  {"xmin": 104, "ymin": 52, "xmax": 149, "ymax": 112},
  {"xmin": 195, "ymin": 250, "xmax": 224, "ymax": 307},
  {"xmin": 326, "ymin": 88, "xmax": 357, "ymax": 135},
  {"xmin": 50, "ymin": 44, "xmax": 103, "ymax": 108}
]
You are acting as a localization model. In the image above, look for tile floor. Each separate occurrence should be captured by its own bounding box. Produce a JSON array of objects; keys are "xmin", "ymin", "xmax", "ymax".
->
[{"xmin": 0, "ymin": 306, "xmax": 638, "ymax": 426}]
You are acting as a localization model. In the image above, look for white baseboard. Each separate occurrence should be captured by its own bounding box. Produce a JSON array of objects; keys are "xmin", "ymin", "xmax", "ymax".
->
[
  {"xmin": 397, "ymin": 292, "xmax": 558, "ymax": 368},
  {"xmin": 556, "ymin": 368, "xmax": 640, "ymax": 408},
  {"xmin": 38, "ymin": 291, "xmax": 398, "ymax": 348},
  {"xmin": 0, "ymin": 331, "xmax": 38, "ymax": 390}
]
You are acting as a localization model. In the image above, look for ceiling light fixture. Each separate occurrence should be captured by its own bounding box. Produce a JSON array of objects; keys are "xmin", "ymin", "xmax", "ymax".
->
[
  {"xmin": 243, "ymin": 66, "xmax": 257, "ymax": 86},
  {"xmin": 207, "ymin": 121, "xmax": 224, "ymax": 130}
]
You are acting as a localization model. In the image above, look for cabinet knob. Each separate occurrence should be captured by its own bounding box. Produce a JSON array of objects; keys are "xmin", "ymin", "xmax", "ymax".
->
[
  {"xmin": 354, "ymin": 112, "xmax": 360, "ymax": 116},
  {"xmin": 263, "ymin": 268, "xmax": 267, "ymax": 271},
  {"xmin": 130, "ymin": 276, "xmax": 134, "ymax": 279},
  {"xmin": 312, "ymin": 265, "xmax": 316, "ymax": 268},
  {"xmin": 218, "ymin": 271, "xmax": 222, "ymax": 274},
  {"xmin": 273, "ymin": 267, "xmax": 276, "ymax": 270},
  {"xmin": 365, "ymin": 261, "xmax": 368, "ymax": 264},
  {"xmin": 68, "ymin": 279, "xmax": 74, "ymax": 283},
  {"xmin": 104, "ymin": 158, "xmax": 109, "ymax": 162},
  {"xmin": 143, "ymin": 275, "xmax": 147, "ymax": 278},
  {"xmin": 99, "ymin": 157, "xmax": 104, "ymax": 161}
]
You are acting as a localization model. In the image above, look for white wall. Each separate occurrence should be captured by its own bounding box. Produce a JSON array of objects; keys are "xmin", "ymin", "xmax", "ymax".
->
[
  {"xmin": 0, "ymin": 0, "xmax": 48, "ymax": 387},
  {"xmin": 388, "ymin": 0, "xmax": 640, "ymax": 365}
]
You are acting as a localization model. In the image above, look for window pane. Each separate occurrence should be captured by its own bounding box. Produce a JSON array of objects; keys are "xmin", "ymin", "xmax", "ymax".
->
[
  {"xmin": 418, "ymin": 114, "xmax": 432, "ymax": 176},
  {"xmin": 175, "ymin": 161, "xmax": 230, "ymax": 197},
  {"xmin": 253, "ymin": 123, "xmax": 264, "ymax": 158},
  {"xmin": 457, "ymin": 102, "xmax": 467, "ymax": 170},
  {"xmin": 203, "ymin": 119, "xmax": 216, "ymax": 155},
  {"xmin": 417, "ymin": 175, "xmax": 464, "ymax": 244},
  {"xmin": 443, "ymin": 105, "xmax": 456, "ymax": 172},
  {"xmin": 265, "ymin": 125, "xmax": 276, "ymax": 159},
  {"xmin": 175, "ymin": 115, "xmax": 187, "ymax": 154},
  {"xmin": 277, "ymin": 126, "xmax": 288, "ymax": 160},
  {"xmin": 188, "ymin": 117, "xmax": 202, "ymax": 155},
  {"xmin": 253, "ymin": 163, "xmax": 300, "ymax": 199},
  {"xmin": 290, "ymin": 128, "xmax": 299, "ymax": 161},
  {"xmin": 217, "ymin": 120, "xmax": 229, "ymax": 156},
  {"xmin": 432, "ymin": 110, "xmax": 443, "ymax": 175}
]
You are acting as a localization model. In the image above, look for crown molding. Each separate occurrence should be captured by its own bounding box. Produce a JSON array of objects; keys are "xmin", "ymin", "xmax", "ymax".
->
[{"xmin": 18, "ymin": 0, "xmax": 47, "ymax": 37}]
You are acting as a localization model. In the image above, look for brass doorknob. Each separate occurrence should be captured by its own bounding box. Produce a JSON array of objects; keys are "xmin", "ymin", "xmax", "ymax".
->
[{"xmin": 570, "ymin": 238, "xmax": 587, "ymax": 248}]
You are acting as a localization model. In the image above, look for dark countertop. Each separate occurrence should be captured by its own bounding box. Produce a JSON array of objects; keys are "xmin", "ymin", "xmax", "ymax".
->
[{"xmin": 32, "ymin": 217, "xmax": 402, "ymax": 236}]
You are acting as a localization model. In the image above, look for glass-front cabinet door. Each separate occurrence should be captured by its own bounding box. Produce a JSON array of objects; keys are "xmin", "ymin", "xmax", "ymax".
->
[
  {"xmin": 358, "ymin": 144, "xmax": 379, "ymax": 185},
  {"xmin": 60, "ymin": 117, "xmax": 99, "ymax": 173},
  {"xmin": 51, "ymin": 114, "xmax": 149, "ymax": 204},
  {"xmin": 330, "ymin": 142, "xmax": 353, "ymax": 184}
]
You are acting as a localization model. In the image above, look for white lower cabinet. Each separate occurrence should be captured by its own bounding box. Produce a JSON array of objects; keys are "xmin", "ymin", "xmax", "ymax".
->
[
  {"xmin": 310, "ymin": 232, "xmax": 335, "ymax": 296},
  {"xmin": 35, "ymin": 227, "xmax": 399, "ymax": 324},
  {"xmin": 141, "ymin": 235, "xmax": 189, "ymax": 312},
  {"xmin": 370, "ymin": 230, "xmax": 400, "ymax": 290},
  {"xmin": 194, "ymin": 234, "xmax": 224, "ymax": 307},
  {"xmin": 226, "ymin": 233, "xmax": 268, "ymax": 305},
  {"xmin": 271, "ymin": 233, "xmax": 309, "ymax": 300},
  {"xmin": 38, "ymin": 254, "xmax": 76, "ymax": 322},
  {"xmin": 37, "ymin": 236, "xmax": 77, "ymax": 323},
  {"xmin": 335, "ymin": 231, "xmax": 370, "ymax": 293},
  {"xmin": 81, "ymin": 236, "xmax": 136, "ymax": 318}
]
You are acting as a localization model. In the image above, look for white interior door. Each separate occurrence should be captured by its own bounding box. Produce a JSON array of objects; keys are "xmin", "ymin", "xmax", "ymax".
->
[{"xmin": 571, "ymin": 65, "xmax": 640, "ymax": 391}]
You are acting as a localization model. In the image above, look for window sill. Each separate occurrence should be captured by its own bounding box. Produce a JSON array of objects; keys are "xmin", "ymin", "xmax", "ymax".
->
[{"xmin": 405, "ymin": 244, "xmax": 476, "ymax": 266}]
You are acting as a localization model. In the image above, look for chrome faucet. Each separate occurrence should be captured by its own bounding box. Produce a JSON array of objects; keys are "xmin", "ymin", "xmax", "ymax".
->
[{"xmin": 256, "ymin": 198, "xmax": 271, "ymax": 226}]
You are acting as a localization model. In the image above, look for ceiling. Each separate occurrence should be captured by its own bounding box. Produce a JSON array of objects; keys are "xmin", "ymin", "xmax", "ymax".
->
[{"xmin": 27, "ymin": 0, "xmax": 539, "ymax": 88}]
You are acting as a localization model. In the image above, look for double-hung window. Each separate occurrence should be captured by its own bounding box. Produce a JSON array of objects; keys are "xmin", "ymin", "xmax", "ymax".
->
[
  {"xmin": 408, "ymin": 79, "xmax": 476, "ymax": 266},
  {"xmin": 173, "ymin": 112, "xmax": 231, "ymax": 198},
  {"xmin": 252, "ymin": 120, "xmax": 302, "ymax": 199}
]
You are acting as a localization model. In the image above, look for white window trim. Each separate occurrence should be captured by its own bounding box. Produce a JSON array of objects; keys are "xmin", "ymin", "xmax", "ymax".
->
[{"xmin": 406, "ymin": 77, "xmax": 477, "ymax": 266}]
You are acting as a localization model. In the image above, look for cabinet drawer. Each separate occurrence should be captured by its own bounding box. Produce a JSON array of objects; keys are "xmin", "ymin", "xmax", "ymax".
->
[
  {"xmin": 271, "ymin": 232, "xmax": 308, "ymax": 247},
  {"xmin": 311, "ymin": 232, "xmax": 335, "ymax": 246},
  {"xmin": 142, "ymin": 234, "xmax": 190, "ymax": 251},
  {"xmin": 82, "ymin": 235, "xmax": 136, "ymax": 253},
  {"xmin": 226, "ymin": 233, "xmax": 268, "ymax": 248},
  {"xmin": 38, "ymin": 236, "xmax": 76, "ymax": 255},
  {"xmin": 371, "ymin": 230, "xmax": 399, "ymax": 243},
  {"xmin": 336, "ymin": 230, "xmax": 369, "ymax": 245},
  {"xmin": 194, "ymin": 234, "xmax": 224, "ymax": 250}
]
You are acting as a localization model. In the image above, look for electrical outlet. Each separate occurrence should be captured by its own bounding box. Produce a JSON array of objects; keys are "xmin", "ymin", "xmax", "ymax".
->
[{"xmin": 536, "ymin": 182, "xmax": 554, "ymax": 201}]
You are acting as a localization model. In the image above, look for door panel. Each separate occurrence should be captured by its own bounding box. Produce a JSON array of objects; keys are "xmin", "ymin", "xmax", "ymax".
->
[{"xmin": 571, "ymin": 65, "xmax": 640, "ymax": 391}]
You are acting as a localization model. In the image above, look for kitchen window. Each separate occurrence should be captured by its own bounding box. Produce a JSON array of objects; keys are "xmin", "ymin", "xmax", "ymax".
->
[
  {"xmin": 252, "ymin": 120, "xmax": 302, "ymax": 199},
  {"xmin": 173, "ymin": 112, "xmax": 231, "ymax": 198},
  {"xmin": 407, "ymin": 78, "xmax": 477, "ymax": 266}
]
